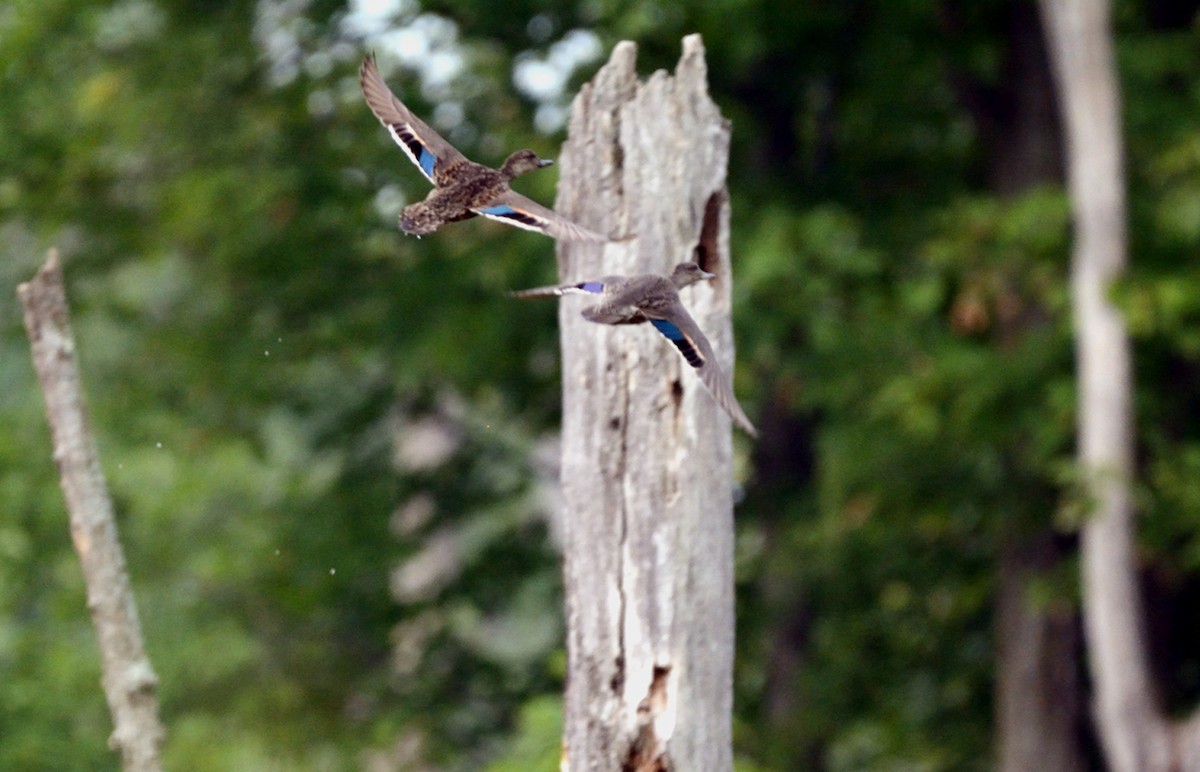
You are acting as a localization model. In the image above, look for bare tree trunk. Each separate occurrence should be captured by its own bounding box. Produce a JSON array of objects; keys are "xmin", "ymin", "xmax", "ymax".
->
[
  {"xmin": 1040, "ymin": 1, "xmax": 1200, "ymax": 769},
  {"xmin": 553, "ymin": 35, "xmax": 737, "ymax": 771},
  {"xmin": 18, "ymin": 249, "xmax": 166, "ymax": 772}
]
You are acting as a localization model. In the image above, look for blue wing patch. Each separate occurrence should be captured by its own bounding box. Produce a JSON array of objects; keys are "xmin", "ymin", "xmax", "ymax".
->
[
  {"xmin": 651, "ymin": 319, "xmax": 685, "ymax": 341},
  {"xmin": 578, "ymin": 281, "xmax": 604, "ymax": 294},
  {"xmin": 389, "ymin": 123, "xmax": 439, "ymax": 181},
  {"xmin": 417, "ymin": 147, "xmax": 437, "ymax": 178},
  {"xmin": 478, "ymin": 204, "xmax": 544, "ymax": 231},
  {"xmin": 651, "ymin": 319, "xmax": 705, "ymax": 368}
]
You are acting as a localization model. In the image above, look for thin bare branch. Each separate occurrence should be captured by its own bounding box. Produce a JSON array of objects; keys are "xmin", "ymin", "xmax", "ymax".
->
[{"xmin": 18, "ymin": 248, "xmax": 165, "ymax": 771}]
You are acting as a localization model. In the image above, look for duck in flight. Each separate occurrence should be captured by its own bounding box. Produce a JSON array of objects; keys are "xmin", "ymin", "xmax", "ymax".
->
[
  {"xmin": 359, "ymin": 54, "xmax": 610, "ymax": 241},
  {"xmin": 511, "ymin": 262, "xmax": 757, "ymax": 437}
]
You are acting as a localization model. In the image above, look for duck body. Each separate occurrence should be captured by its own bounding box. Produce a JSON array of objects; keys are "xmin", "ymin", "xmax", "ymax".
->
[{"xmin": 400, "ymin": 151, "xmax": 552, "ymax": 235}]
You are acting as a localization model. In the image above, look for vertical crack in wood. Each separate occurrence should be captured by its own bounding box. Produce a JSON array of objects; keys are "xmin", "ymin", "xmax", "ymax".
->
[
  {"xmin": 613, "ymin": 140, "xmax": 626, "ymax": 200},
  {"xmin": 613, "ymin": 361, "xmax": 632, "ymax": 698},
  {"xmin": 693, "ymin": 189, "xmax": 726, "ymax": 274}
]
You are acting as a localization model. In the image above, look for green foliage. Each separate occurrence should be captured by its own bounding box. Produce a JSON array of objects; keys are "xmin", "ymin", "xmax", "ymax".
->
[
  {"xmin": 484, "ymin": 695, "xmax": 563, "ymax": 772},
  {"xmin": 4, "ymin": 0, "xmax": 1200, "ymax": 769}
]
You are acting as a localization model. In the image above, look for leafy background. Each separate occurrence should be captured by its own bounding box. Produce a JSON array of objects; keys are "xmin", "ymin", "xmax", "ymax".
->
[{"xmin": 2, "ymin": 0, "xmax": 1199, "ymax": 769}]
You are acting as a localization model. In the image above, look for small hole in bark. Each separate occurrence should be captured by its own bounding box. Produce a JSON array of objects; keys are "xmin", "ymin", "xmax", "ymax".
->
[
  {"xmin": 611, "ymin": 655, "xmax": 625, "ymax": 693},
  {"xmin": 624, "ymin": 664, "xmax": 674, "ymax": 772},
  {"xmin": 610, "ymin": 416, "xmax": 621, "ymax": 431},
  {"xmin": 648, "ymin": 665, "xmax": 670, "ymax": 712}
]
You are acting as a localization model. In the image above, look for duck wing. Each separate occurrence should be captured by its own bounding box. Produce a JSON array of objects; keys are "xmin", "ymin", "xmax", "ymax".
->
[
  {"xmin": 510, "ymin": 276, "xmax": 647, "ymax": 324},
  {"xmin": 508, "ymin": 278, "xmax": 612, "ymax": 299},
  {"xmin": 474, "ymin": 190, "xmax": 610, "ymax": 242},
  {"xmin": 360, "ymin": 54, "xmax": 467, "ymax": 184},
  {"xmin": 649, "ymin": 302, "xmax": 758, "ymax": 437}
]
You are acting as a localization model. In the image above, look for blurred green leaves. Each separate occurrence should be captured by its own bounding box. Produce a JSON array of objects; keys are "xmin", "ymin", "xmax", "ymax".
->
[{"xmin": 4, "ymin": 0, "xmax": 1200, "ymax": 770}]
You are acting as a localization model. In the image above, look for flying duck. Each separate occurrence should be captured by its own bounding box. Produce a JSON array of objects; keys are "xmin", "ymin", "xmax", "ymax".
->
[
  {"xmin": 360, "ymin": 54, "xmax": 610, "ymax": 241},
  {"xmin": 512, "ymin": 262, "xmax": 757, "ymax": 437}
]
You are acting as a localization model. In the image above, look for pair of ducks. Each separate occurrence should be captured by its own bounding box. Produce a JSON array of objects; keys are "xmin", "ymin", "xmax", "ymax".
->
[{"xmin": 361, "ymin": 55, "xmax": 757, "ymax": 438}]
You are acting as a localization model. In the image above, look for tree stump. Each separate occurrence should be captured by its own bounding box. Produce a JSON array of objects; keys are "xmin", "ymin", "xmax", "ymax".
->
[{"xmin": 553, "ymin": 34, "xmax": 737, "ymax": 771}]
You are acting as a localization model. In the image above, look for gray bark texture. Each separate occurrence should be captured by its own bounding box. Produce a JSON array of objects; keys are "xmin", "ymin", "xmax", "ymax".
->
[
  {"xmin": 18, "ymin": 249, "xmax": 166, "ymax": 772},
  {"xmin": 553, "ymin": 35, "xmax": 737, "ymax": 772},
  {"xmin": 1041, "ymin": 1, "xmax": 1200, "ymax": 769}
]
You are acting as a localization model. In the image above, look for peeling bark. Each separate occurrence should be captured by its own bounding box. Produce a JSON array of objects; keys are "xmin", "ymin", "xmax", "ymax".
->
[
  {"xmin": 18, "ymin": 249, "xmax": 166, "ymax": 772},
  {"xmin": 554, "ymin": 35, "xmax": 737, "ymax": 772}
]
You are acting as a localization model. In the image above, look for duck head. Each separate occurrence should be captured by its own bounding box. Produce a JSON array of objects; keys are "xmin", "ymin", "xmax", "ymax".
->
[
  {"xmin": 670, "ymin": 261, "xmax": 717, "ymax": 289},
  {"xmin": 500, "ymin": 149, "xmax": 554, "ymax": 178}
]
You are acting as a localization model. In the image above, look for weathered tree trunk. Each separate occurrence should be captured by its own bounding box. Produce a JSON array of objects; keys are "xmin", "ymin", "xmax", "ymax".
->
[
  {"xmin": 554, "ymin": 35, "xmax": 737, "ymax": 771},
  {"xmin": 1041, "ymin": 1, "xmax": 1200, "ymax": 768},
  {"xmin": 18, "ymin": 249, "xmax": 166, "ymax": 772}
]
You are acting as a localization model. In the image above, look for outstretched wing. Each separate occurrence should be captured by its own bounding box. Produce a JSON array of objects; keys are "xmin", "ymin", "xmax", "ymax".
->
[
  {"xmin": 360, "ymin": 54, "xmax": 467, "ymax": 184},
  {"xmin": 650, "ymin": 303, "xmax": 758, "ymax": 437},
  {"xmin": 510, "ymin": 276, "xmax": 648, "ymax": 325},
  {"xmin": 509, "ymin": 279, "xmax": 608, "ymax": 299},
  {"xmin": 475, "ymin": 190, "xmax": 610, "ymax": 242}
]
